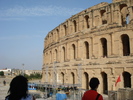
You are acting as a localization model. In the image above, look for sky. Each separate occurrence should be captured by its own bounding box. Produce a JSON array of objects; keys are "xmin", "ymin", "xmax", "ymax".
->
[{"xmin": 0, "ymin": 0, "xmax": 112, "ymax": 70}]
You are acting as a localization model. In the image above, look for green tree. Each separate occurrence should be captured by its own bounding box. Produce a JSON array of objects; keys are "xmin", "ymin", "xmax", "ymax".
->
[{"xmin": 0, "ymin": 71, "xmax": 4, "ymax": 76}]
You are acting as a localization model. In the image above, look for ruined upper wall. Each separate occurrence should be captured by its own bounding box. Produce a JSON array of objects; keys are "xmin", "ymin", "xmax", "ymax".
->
[
  {"xmin": 113, "ymin": 0, "xmax": 125, "ymax": 3},
  {"xmin": 44, "ymin": 0, "xmax": 133, "ymax": 49}
]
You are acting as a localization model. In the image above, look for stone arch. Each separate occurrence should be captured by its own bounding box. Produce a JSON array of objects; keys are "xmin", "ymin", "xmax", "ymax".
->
[
  {"xmin": 100, "ymin": 38, "xmax": 108, "ymax": 57},
  {"xmin": 64, "ymin": 25, "xmax": 67, "ymax": 36},
  {"xmin": 61, "ymin": 72, "xmax": 65, "ymax": 85},
  {"xmin": 73, "ymin": 20, "xmax": 77, "ymax": 32},
  {"xmin": 120, "ymin": 4, "xmax": 129, "ymax": 26},
  {"xmin": 45, "ymin": 53, "xmax": 48, "ymax": 64},
  {"xmin": 48, "ymin": 72, "xmax": 51, "ymax": 83},
  {"xmin": 84, "ymin": 15, "xmax": 90, "ymax": 28},
  {"xmin": 50, "ymin": 51, "xmax": 52, "ymax": 63},
  {"xmin": 56, "ymin": 29, "xmax": 59, "ymax": 42},
  {"xmin": 82, "ymin": 72, "xmax": 89, "ymax": 90},
  {"xmin": 51, "ymin": 32, "xmax": 53, "ymax": 42},
  {"xmin": 72, "ymin": 44, "xmax": 76, "ymax": 59},
  {"xmin": 100, "ymin": 10, "xmax": 107, "ymax": 24},
  {"xmin": 101, "ymin": 72, "xmax": 108, "ymax": 94},
  {"xmin": 84, "ymin": 41, "xmax": 89, "ymax": 59},
  {"xmin": 121, "ymin": 34, "xmax": 130, "ymax": 56},
  {"xmin": 123, "ymin": 71, "xmax": 131, "ymax": 88},
  {"xmin": 70, "ymin": 72, "xmax": 75, "ymax": 84},
  {"xmin": 54, "ymin": 49, "xmax": 58, "ymax": 62},
  {"xmin": 62, "ymin": 46, "xmax": 66, "ymax": 62}
]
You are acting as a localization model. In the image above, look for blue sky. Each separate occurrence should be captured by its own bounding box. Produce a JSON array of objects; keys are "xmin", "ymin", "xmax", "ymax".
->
[{"xmin": 0, "ymin": 0, "xmax": 112, "ymax": 70}]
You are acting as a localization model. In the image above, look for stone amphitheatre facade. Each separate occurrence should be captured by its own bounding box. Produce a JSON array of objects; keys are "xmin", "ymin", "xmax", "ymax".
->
[{"xmin": 42, "ymin": 0, "xmax": 133, "ymax": 94}]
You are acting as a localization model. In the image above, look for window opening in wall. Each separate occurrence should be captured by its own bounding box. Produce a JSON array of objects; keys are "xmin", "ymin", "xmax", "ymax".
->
[
  {"xmin": 55, "ymin": 49, "xmax": 58, "ymax": 62},
  {"xmin": 84, "ymin": 72, "xmax": 89, "ymax": 90},
  {"xmin": 61, "ymin": 72, "xmax": 65, "ymax": 85},
  {"xmin": 62, "ymin": 47, "xmax": 65, "ymax": 62},
  {"xmin": 123, "ymin": 72, "xmax": 131, "ymax": 88},
  {"xmin": 84, "ymin": 41, "xmax": 89, "ymax": 59},
  {"xmin": 85, "ymin": 15, "xmax": 90, "ymax": 28},
  {"xmin": 126, "ymin": 14, "xmax": 129, "ymax": 24},
  {"xmin": 71, "ymin": 72, "xmax": 75, "ymax": 84},
  {"xmin": 56, "ymin": 29, "xmax": 59, "ymax": 41},
  {"xmin": 64, "ymin": 25, "xmax": 67, "ymax": 36},
  {"xmin": 51, "ymin": 32, "xmax": 53, "ymax": 42},
  {"xmin": 101, "ymin": 38, "xmax": 107, "ymax": 57},
  {"xmin": 50, "ymin": 51, "xmax": 52, "ymax": 63},
  {"xmin": 72, "ymin": 44, "xmax": 76, "ymax": 59},
  {"xmin": 101, "ymin": 72, "xmax": 108, "ymax": 94},
  {"xmin": 100, "ymin": 10, "xmax": 107, "ymax": 25},
  {"xmin": 120, "ymin": 4, "xmax": 128, "ymax": 26},
  {"xmin": 121, "ymin": 34, "xmax": 130, "ymax": 56},
  {"xmin": 73, "ymin": 20, "xmax": 77, "ymax": 32}
]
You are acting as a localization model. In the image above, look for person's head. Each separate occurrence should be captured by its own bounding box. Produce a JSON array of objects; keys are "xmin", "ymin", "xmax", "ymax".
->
[
  {"xmin": 7, "ymin": 75, "xmax": 28, "ymax": 99},
  {"xmin": 89, "ymin": 77, "xmax": 100, "ymax": 90}
]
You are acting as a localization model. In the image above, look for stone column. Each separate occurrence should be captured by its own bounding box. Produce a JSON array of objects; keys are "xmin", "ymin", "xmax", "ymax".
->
[
  {"xmin": 130, "ymin": 38, "xmax": 133, "ymax": 55},
  {"xmin": 128, "ymin": 7, "xmax": 133, "ymax": 21},
  {"xmin": 112, "ymin": 3, "xmax": 121, "ymax": 24},
  {"xmin": 131, "ymin": 75, "xmax": 133, "ymax": 88},
  {"xmin": 108, "ymin": 34, "xmax": 112, "ymax": 57}
]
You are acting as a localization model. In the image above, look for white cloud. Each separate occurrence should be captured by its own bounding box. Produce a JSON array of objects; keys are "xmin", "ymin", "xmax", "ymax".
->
[{"xmin": 0, "ymin": 6, "xmax": 83, "ymax": 17}]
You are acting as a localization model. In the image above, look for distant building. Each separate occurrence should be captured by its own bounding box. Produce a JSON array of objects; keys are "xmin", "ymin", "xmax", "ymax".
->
[
  {"xmin": 0, "ymin": 68, "xmax": 12, "ymax": 75},
  {"xmin": 25, "ymin": 70, "xmax": 42, "ymax": 76}
]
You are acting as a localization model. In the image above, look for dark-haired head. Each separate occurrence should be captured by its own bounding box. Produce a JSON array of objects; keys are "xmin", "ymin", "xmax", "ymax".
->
[
  {"xmin": 6, "ymin": 75, "xmax": 28, "ymax": 100},
  {"xmin": 89, "ymin": 77, "xmax": 100, "ymax": 90}
]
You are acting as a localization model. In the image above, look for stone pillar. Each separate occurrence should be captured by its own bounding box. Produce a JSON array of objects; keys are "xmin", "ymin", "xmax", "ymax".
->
[
  {"xmin": 78, "ymin": 15, "xmax": 84, "ymax": 31},
  {"xmin": 106, "ymin": 6, "xmax": 112, "ymax": 24},
  {"xmin": 131, "ymin": 75, "xmax": 133, "ymax": 88},
  {"xmin": 119, "ymin": 36, "xmax": 123, "ymax": 56},
  {"xmin": 108, "ymin": 75, "xmax": 113, "ymax": 91},
  {"xmin": 112, "ymin": 3, "xmax": 121, "ymax": 24},
  {"xmin": 130, "ymin": 38, "xmax": 133, "ymax": 55},
  {"xmin": 108, "ymin": 34, "xmax": 112, "ymax": 57},
  {"xmin": 90, "ymin": 37, "xmax": 93, "ymax": 58}
]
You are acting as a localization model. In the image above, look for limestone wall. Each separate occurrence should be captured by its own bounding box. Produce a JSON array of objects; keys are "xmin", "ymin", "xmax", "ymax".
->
[{"xmin": 42, "ymin": 0, "xmax": 133, "ymax": 94}]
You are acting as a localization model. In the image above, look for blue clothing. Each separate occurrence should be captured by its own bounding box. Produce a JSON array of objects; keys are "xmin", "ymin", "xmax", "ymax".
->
[{"xmin": 56, "ymin": 93, "xmax": 67, "ymax": 100}]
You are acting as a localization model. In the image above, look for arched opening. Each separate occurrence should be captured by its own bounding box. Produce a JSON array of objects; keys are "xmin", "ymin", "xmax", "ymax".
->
[
  {"xmin": 71, "ymin": 72, "xmax": 75, "ymax": 84},
  {"xmin": 55, "ymin": 49, "xmax": 58, "ymax": 62},
  {"xmin": 72, "ymin": 44, "xmax": 76, "ymax": 59},
  {"xmin": 101, "ymin": 38, "xmax": 107, "ymax": 57},
  {"xmin": 84, "ymin": 15, "xmax": 90, "ymax": 28},
  {"xmin": 100, "ymin": 10, "xmax": 107, "ymax": 25},
  {"xmin": 61, "ymin": 72, "xmax": 65, "ymax": 85},
  {"xmin": 50, "ymin": 51, "xmax": 52, "ymax": 63},
  {"xmin": 48, "ymin": 73, "xmax": 51, "ymax": 83},
  {"xmin": 64, "ymin": 25, "xmax": 67, "ymax": 36},
  {"xmin": 56, "ymin": 29, "xmax": 59, "ymax": 41},
  {"xmin": 126, "ymin": 14, "xmax": 130, "ymax": 24},
  {"xmin": 101, "ymin": 72, "xmax": 108, "ymax": 94},
  {"xmin": 51, "ymin": 32, "xmax": 53, "ymax": 42},
  {"xmin": 84, "ymin": 41, "xmax": 89, "ymax": 59},
  {"xmin": 120, "ymin": 4, "xmax": 128, "ymax": 26},
  {"xmin": 73, "ymin": 20, "xmax": 77, "ymax": 32},
  {"xmin": 121, "ymin": 34, "xmax": 130, "ymax": 56},
  {"xmin": 84, "ymin": 72, "xmax": 89, "ymax": 90},
  {"xmin": 123, "ymin": 72, "xmax": 131, "ymax": 88},
  {"xmin": 62, "ymin": 47, "xmax": 65, "ymax": 62}
]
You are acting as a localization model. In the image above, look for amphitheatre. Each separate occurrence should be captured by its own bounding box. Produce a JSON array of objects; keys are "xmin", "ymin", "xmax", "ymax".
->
[{"xmin": 42, "ymin": 0, "xmax": 133, "ymax": 94}]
